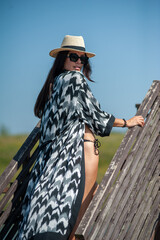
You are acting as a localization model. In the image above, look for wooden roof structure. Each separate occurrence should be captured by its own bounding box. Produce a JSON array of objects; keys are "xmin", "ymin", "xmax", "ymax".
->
[{"xmin": 76, "ymin": 80, "xmax": 160, "ymax": 240}]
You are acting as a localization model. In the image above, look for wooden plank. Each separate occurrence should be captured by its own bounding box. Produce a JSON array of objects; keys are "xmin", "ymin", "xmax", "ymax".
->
[
  {"xmin": 0, "ymin": 201, "xmax": 13, "ymax": 227},
  {"xmin": 131, "ymin": 181, "xmax": 159, "ymax": 240},
  {"xmin": 9, "ymin": 147, "xmax": 39, "ymax": 204},
  {"xmin": 112, "ymin": 149, "xmax": 160, "ymax": 240},
  {"xmin": 85, "ymin": 100, "xmax": 160, "ymax": 239},
  {"xmin": 2, "ymin": 222, "xmax": 19, "ymax": 240},
  {"xmin": 0, "ymin": 174, "xmax": 35, "ymax": 233},
  {"xmin": 76, "ymin": 82, "xmax": 160, "ymax": 238},
  {"xmin": 87, "ymin": 106, "xmax": 159, "ymax": 239},
  {"xmin": 138, "ymin": 190, "xmax": 160, "ymax": 240},
  {"xmin": 14, "ymin": 121, "xmax": 40, "ymax": 162},
  {"xmin": 112, "ymin": 143, "xmax": 160, "ymax": 240},
  {"xmin": 105, "ymin": 136, "xmax": 160, "ymax": 240},
  {"xmin": 0, "ymin": 121, "xmax": 40, "ymax": 196},
  {"xmin": 0, "ymin": 148, "xmax": 39, "ymax": 235},
  {"xmin": 126, "ymin": 167, "xmax": 159, "ymax": 240},
  {"xmin": 136, "ymin": 80, "xmax": 160, "ymax": 117},
  {"xmin": 94, "ymin": 120, "xmax": 160, "ymax": 240},
  {"xmin": 0, "ymin": 160, "xmax": 18, "ymax": 195},
  {"xmin": 0, "ymin": 148, "xmax": 39, "ymax": 225},
  {"xmin": 100, "ymin": 158, "xmax": 159, "ymax": 240},
  {"xmin": 0, "ymin": 181, "xmax": 18, "ymax": 213},
  {"xmin": 0, "ymin": 224, "xmax": 15, "ymax": 240},
  {"xmin": 78, "ymin": 82, "xmax": 159, "ymax": 238},
  {"xmin": 76, "ymin": 127, "xmax": 141, "ymax": 237},
  {"xmin": 14, "ymin": 122, "xmax": 40, "ymax": 164},
  {"xmin": 140, "ymin": 160, "xmax": 160, "ymax": 240},
  {"xmin": 108, "ymin": 119, "xmax": 159, "ymax": 240},
  {"xmin": 0, "ymin": 177, "xmax": 29, "ymax": 236}
]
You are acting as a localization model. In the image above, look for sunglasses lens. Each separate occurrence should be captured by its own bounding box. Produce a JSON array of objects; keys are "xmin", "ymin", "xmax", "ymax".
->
[
  {"xmin": 69, "ymin": 53, "xmax": 79, "ymax": 62},
  {"xmin": 80, "ymin": 56, "xmax": 88, "ymax": 64},
  {"xmin": 68, "ymin": 53, "xmax": 89, "ymax": 64}
]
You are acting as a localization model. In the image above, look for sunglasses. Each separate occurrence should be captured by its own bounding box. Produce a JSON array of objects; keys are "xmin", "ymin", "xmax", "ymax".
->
[{"xmin": 67, "ymin": 53, "xmax": 88, "ymax": 64}]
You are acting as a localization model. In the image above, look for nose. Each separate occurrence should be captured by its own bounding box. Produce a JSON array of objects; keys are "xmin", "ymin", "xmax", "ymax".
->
[{"xmin": 76, "ymin": 57, "xmax": 81, "ymax": 64}]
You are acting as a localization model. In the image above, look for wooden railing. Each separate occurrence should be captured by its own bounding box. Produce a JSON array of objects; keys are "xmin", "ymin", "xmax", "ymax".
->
[
  {"xmin": 0, "ymin": 81, "xmax": 159, "ymax": 240},
  {"xmin": 0, "ymin": 121, "xmax": 41, "ymax": 239},
  {"xmin": 75, "ymin": 80, "xmax": 160, "ymax": 240}
]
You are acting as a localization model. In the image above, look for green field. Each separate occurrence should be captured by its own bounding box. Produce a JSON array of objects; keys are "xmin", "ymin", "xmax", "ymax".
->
[
  {"xmin": 97, "ymin": 132, "xmax": 124, "ymax": 182},
  {"xmin": 0, "ymin": 135, "xmax": 28, "ymax": 176},
  {"xmin": 0, "ymin": 132, "xmax": 124, "ymax": 183}
]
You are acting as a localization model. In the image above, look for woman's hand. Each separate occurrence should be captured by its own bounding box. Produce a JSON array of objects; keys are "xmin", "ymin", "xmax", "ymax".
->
[
  {"xmin": 126, "ymin": 116, "xmax": 145, "ymax": 128},
  {"xmin": 113, "ymin": 116, "xmax": 145, "ymax": 128}
]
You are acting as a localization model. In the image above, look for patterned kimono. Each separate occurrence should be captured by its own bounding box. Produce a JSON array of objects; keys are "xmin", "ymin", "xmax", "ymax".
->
[{"xmin": 18, "ymin": 71, "xmax": 115, "ymax": 240}]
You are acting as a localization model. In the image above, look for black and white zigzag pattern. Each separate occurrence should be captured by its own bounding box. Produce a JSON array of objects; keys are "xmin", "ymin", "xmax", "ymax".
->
[{"xmin": 18, "ymin": 71, "xmax": 115, "ymax": 240}]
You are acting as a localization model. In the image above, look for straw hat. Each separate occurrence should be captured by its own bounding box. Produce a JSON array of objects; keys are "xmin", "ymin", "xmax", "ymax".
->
[{"xmin": 49, "ymin": 35, "xmax": 95, "ymax": 58}]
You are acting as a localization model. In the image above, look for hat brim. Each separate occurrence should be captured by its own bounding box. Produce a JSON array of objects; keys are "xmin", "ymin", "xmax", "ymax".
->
[{"xmin": 49, "ymin": 48, "xmax": 95, "ymax": 58}]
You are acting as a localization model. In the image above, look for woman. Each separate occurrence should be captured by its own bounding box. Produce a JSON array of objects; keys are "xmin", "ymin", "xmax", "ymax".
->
[{"xmin": 18, "ymin": 35, "xmax": 144, "ymax": 240}]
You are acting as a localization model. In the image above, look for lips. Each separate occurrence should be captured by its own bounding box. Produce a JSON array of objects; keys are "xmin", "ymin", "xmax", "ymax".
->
[{"xmin": 74, "ymin": 66, "xmax": 81, "ymax": 71}]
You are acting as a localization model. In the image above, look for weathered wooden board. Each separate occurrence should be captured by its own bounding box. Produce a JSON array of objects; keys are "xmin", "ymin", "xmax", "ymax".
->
[
  {"xmin": 76, "ymin": 80, "xmax": 160, "ymax": 240},
  {"xmin": 0, "ymin": 121, "xmax": 41, "ymax": 239}
]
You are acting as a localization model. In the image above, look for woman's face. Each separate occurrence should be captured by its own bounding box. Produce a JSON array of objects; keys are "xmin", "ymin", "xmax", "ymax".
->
[{"xmin": 64, "ymin": 51, "xmax": 85, "ymax": 72}]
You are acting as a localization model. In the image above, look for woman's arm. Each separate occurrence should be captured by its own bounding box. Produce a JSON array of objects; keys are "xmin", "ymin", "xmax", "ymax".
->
[{"xmin": 113, "ymin": 116, "xmax": 145, "ymax": 128}]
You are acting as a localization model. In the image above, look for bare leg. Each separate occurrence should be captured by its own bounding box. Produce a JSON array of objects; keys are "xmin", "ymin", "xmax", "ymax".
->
[{"xmin": 69, "ymin": 125, "xmax": 99, "ymax": 240}]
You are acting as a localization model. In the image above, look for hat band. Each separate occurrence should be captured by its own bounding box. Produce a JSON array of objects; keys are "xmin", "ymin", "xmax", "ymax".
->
[{"xmin": 62, "ymin": 45, "xmax": 86, "ymax": 51}]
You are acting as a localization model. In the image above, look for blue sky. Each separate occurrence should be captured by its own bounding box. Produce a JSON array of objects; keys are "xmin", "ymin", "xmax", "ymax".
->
[{"xmin": 0, "ymin": 0, "xmax": 160, "ymax": 134}]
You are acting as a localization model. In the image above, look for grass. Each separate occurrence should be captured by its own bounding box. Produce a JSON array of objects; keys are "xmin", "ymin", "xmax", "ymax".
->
[
  {"xmin": 0, "ymin": 135, "xmax": 28, "ymax": 176},
  {"xmin": 97, "ymin": 132, "xmax": 124, "ymax": 183},
  {"xmin": 0, "ymin": 132, "xmax": 124, "ymax": 183}
]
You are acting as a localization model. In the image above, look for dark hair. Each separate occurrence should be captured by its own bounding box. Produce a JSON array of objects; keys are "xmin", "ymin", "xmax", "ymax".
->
[{"xmin": 34, "ymin": 51, "xmax": 93, "ymax": 118}]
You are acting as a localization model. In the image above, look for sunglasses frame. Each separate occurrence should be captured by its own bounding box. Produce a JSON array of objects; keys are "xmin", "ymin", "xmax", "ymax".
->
[{"xmin": 67, "ymin": 53, "xmax": 89, "ymax": 65}]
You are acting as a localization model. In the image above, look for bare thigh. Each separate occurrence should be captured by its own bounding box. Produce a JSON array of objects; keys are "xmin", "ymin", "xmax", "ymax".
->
[
  {"xmin": 69, "ymin": 125, "xmax": 99, "ymax": 240},
  {"xmin": 83, "ymin": 142, "xmax": 99, "ymax": 201}
]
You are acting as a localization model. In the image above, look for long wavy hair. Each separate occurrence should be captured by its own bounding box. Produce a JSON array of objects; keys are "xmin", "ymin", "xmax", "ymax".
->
[{"xmin": 34, "ymin": 51, "xmax": 93, "ymax": 118}]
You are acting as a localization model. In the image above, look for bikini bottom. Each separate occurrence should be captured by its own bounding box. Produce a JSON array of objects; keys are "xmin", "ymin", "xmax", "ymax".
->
[{"xmin": 84, "ymin": 138, "xmax": 101, "ymax": 155}]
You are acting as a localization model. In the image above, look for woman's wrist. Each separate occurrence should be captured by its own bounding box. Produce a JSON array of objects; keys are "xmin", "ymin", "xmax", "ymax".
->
[
  {"xmin": 113, "ymin": 116, "xmax": 144, "ymax": 128},
  {"xmin": 122, "ymin": 119, "xmax": 127, "ymax": 128},
  {"xmin": 113, "ymin": 118, "xmax": 128, "ymax": 128}
]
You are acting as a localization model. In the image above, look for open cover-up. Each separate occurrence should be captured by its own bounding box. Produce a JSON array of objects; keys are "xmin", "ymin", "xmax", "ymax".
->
[{"xmin": 18, "ymin": 71, "xmax": 115, "ymax": 240}]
